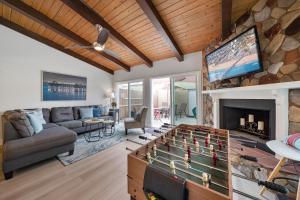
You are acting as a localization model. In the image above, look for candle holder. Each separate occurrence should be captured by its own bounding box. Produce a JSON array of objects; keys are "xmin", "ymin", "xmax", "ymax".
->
[{"xmin": 239, "ymin": 120, "xmax": 267, "ymax": 139}]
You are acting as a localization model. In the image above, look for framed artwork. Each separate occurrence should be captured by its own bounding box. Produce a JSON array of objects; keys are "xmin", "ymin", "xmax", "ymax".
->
[{"xmin": 42, "ymin": 71, "xmax": 87, "ymax": 101}]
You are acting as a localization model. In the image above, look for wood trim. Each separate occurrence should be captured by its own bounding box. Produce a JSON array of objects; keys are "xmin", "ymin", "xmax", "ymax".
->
[
  {"xmin": 61, "ymin": 0, "xmax": 153, "ymax": 67},
  {"xmin": 1, "ymin": 0, "xmax": 130, "ymax": 71},
  {"xmin": 0, "ymin": 17, "xmax": 114, "ymax": 74},
  {"xmin": 136, "ymin": 0, "xmax": 184, "ymax": 62},
  {"xmin": 221, "ymin": 0, "xmax": 232, "ymax": 39}
]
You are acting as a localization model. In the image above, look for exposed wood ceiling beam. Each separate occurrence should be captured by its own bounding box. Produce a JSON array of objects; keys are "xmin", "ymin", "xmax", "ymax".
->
[
  {"xmin": 1, "ymin": 0, "xmax": 130, "ymax": 72},
  {"xmin": 136, "ymin": 0, "xmax": 184, "ymax": 62},
  {"xmin": 61, "ymin": 0, "xmax": 153, "ymax": 67},
  {"xmin": 0, "ymin": 17, "xmax": 114, "ymax": 74},
  {"xmin": 221, "ymin": 0, "xmax": 232, "ymax": 39}
]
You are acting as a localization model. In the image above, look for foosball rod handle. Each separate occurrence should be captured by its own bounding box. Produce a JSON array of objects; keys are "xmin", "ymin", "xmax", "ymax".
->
[{"xmin": 126, "ymin": 147, "xmax": 134, "ymax": 152}]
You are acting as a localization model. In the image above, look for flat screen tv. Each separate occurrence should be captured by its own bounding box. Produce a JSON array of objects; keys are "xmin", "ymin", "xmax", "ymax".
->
[{"xmin": 205, "ymin": 26, "xmax": 263, "ymax": 83}]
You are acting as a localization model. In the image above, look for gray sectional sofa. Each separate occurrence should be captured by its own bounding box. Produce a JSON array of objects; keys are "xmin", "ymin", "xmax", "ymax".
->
[{"xmin": 2, "ymin": 105, "xmax": 113, "ymax": 179}]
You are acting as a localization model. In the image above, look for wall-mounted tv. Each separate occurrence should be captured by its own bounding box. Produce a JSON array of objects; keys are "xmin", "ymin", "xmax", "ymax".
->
[{"xmin": 205, "ymin": 26, "xmax": 263, "ymax": 83}]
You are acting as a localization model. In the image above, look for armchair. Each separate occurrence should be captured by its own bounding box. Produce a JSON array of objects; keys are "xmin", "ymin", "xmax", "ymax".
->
[{"xmin": 124, "ymin": 107, "xmax": 148, "ymax": 135}]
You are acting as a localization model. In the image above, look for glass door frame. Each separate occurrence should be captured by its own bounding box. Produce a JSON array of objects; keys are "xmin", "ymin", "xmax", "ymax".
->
[
  {"xmin": 115, "ymin": 79, "xmax": 145, "ymax": 119},
  {"xmin": 150, "ymin": 71, "xmax": 201, "ymax": 127},
  {"xmin": 171, "ymin": 73, "xmax": 200, "ymax": 125}
]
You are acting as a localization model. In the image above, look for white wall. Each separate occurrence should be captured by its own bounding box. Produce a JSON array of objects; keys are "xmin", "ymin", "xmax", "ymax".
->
[
  {"xmin": 114, "ymin": 52, "xmax": 202, "ymax": 126},
  {"xmin": 114, "ymin": 52, "xmax": 202, "ymax": 82},
  {"xmin": 0, "ymin": 25, "xmax": 113, "ymax": 136}
]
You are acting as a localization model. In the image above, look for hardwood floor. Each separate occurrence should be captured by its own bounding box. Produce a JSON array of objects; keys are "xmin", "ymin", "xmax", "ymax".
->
[{"xmin": 0, "ymin": 141, "xmax": 141, "ymax": 200}]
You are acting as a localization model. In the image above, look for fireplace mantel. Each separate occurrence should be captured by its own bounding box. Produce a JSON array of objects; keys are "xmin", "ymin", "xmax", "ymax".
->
[
  {"xmin": 202, "ymin": 81, "xmax": 300, "ymax": 140},
  {"xmin": 202, "ymin": 81, "xmax": 300, "ymax": 94}
]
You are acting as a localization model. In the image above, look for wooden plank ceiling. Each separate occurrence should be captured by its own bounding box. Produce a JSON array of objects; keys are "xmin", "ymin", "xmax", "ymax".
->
[{"xmin": 0, "ymin": 0, "xmax": 255, "ymax": 74}]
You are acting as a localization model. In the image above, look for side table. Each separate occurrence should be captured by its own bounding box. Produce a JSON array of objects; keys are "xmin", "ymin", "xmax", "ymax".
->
[
  {"xmin": 109, "ymin": 108, "xmax": 120, "ymax": 123},
  {"xmin": 103, "ymin": 120, "xmax": 115, "ymax": 136},
  {"xmin": 83, "ymin": 119, "xmax": 104, "ymax": 142},
  {"xmin": 260, "ymin": 140, "xmax": 300, "ymax": 200}
]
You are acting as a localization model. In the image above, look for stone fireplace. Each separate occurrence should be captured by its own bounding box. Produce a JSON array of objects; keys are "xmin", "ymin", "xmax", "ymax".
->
[
  {"xmin": 202, "ymin": 83, "xmax": 292, "ymax": 140},
  {"xmin": 219, "ymin": 99, "xmax": 276, "ymax": 140}
]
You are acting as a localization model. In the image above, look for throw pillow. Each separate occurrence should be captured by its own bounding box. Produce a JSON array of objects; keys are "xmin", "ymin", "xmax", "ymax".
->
[
  {"xmin": 93, "ymin": 107, "xmax": 102, "ymax": 118},
  {"xmin": 135, "ymin": 110, "xmax": 142, "ymax": 121},
  {"xmin": 26, "ymin": 113, "xmax": 44, "ymax": 133},
  {"xmin": 80, "ymin": 107, "xmax": 93, "ymax": 119},
  {"xmin": 24, "ymin": 109, "xmax": 46, "ymax": 124},
  {"xmin": 4, "ymin": 111, "xmax": 34, "ymax": 137},
  {"xmin": 286, "ymin": 133, "xmax": 300, "ymax": 150}
]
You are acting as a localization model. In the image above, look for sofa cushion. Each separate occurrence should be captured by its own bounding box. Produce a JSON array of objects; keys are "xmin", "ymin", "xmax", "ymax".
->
[
  {"xmin": 42, "ymin": 108, "xmax": 51, "ymax": 123},
  {"xmin": 26, "ymin": 112, "xmax": 44, "ymax": 133},
  {"xmin": 3, "ymin": 111, "xmax": 34, "ymax": 138},
  {"xmin": 93, "ymin": 107, "xmax": 102, "ymax": 117},
  {"xmin": 3, "ymin": 122, "xmax": 21, "ymax": 142},
  {"xmin": 57, "ymin": 120, "xmax": 83, "ymax": 129},
  {"xmin": 80, "ymin": 107, "xmax": 93, "ymax": 119},
  {"xmin": 51, "ymin": 107, "xmax": 74, "ymax": 123},
  {"xmin": 4, "ymin": 126, "xmax": 77, "ymax": 161},
  {"xmin": 73, "ymin": 106, "xmax": 91, "ymax": 120},
  {"xmin": 24, "ymin": 109, "xmax": 46, "ymax": 125},
  {"xmin": 42, "ymin": 123, "xmax": 59, "ymax": 129}
]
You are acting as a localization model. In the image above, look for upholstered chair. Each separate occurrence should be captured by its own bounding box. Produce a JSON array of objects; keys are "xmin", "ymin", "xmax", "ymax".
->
[{"xmin": 124, "ymin": 107, "xmax": 148, "ymax": 135}]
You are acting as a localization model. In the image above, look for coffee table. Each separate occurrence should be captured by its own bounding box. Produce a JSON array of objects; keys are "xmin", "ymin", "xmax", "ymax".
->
[
  {"xmin": 83, "ymin": 118, "xmax": 104, "ymax": 142},
  {"xmin": 102, "ymin": 120, "xmax": 115, "ymax": 136}
]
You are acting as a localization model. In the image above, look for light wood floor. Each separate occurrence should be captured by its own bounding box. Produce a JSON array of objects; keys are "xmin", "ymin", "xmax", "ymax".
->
[{"xmin": 0, "ymin": 141, "xmax": 141, "ymax": 200}]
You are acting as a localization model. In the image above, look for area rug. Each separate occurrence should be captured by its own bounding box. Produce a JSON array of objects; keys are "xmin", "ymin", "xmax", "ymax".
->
[{"xmin": 57, "ymin": 123, "xmax": 156, "ymax": 166}]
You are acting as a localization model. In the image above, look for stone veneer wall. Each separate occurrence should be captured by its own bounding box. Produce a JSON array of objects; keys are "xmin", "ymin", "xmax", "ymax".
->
[{"xmin": 202, "ymin": 0, "xmax": 300, "ymax": 132}]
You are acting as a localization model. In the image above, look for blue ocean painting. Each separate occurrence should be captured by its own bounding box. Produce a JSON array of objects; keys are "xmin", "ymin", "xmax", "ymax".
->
[
  {"xmin": 209, "ymin": 60, "xmax": 260, "ymax": 82},
  {"xmin": 42, "ymin": 72, "xmax": 87, "ymax": 101}
]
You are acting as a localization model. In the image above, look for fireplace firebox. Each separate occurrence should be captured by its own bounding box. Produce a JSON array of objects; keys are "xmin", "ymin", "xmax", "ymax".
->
[{"xmin": 219, "ymin": 99, "xmax": 276, "ymax": 140}]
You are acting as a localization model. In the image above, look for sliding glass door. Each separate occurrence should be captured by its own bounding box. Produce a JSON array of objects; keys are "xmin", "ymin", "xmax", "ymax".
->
[
  {"xmin": 117, "ymin": 83, "xmax": 129, "ymax": 119},
  {"xmin": 117, "ymin": 81, "xmax": 144, "ymax": 119},
  {"xmin": 151, "ymin": 78, "xmax": 171, "ymax": 127},
  {"xmin": 173, "ymin": 75, "xmax": 197, "ymax": 125},
  {"xmin": 129, "ymin": 81, "xmax": 143, "ymax": 117},
  {"xmin": 151, "ymin": 74, "xmax": 198, "ymax": 127}
]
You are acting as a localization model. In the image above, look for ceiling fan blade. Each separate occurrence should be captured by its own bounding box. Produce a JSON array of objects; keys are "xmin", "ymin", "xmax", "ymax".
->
[
  {"xmin": 97, "ymin": 28, "xmax": 110, "ymax": 46},
  {"xmin": 65, "ymin": 45, "xmax": 93, "ymax": 49},
  {"xmin": 103, "ymin": 48, "xmax": 120, "ymax": 59}
]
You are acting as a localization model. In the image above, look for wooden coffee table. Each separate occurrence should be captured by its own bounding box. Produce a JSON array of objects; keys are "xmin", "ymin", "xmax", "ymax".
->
[{"xmin": 83, "ymin": 118, "xmax": 104, "ymax": 142}]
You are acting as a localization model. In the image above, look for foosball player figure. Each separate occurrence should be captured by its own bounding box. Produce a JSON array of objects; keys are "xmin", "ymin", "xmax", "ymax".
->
[
  {"xmin": 184, "ymin": 153, "xmax": 188, "ymax": 163},
  {"xmin": 193, "ymin": 136, "xmax": 197, "ymax": 144},
  {"xmin": 146, "ymin": 152, "xmax": 152, "ymax": 164},
  {"xmin": 153, "ymin": 144, "xmax": 157, "ymax": 157},
  {"xmin": 202, "ymin": 172, "xmax": 210, "ymax": 187},
  {"xmin": 169, "ymin": 160, "xmax": 176, "ymax": 174},
  {"xmin": 209, "ymin": 144, "xmax": 214, "ymax": 155},
  {"xmin": 212, "ymin": 149, "xmax": 218, "ymax": 167},
  {"xmin": 217, "ymin": 140, "xmax": 222, "ymax": 151},
  {"xmin": 195, "ymin": 141, "xmax": 200, "ymax": 152},
  {"xmin": 187, "ymin": 146, "xmax": 191, "ymax": 163},
  {"xmin": 172, "ymin": 136, "xmax": 176, "ymax": 145},
  {"xmin": 205, "ymin": 136, "xmax": 209, "ymax": 147},
  {"xmin": 183, "ymin": 138, "xmax": 187, "ymax": 149},
  {"xmin": 189, "ymin": 131, "xmax": 193, "ymax": 140},
  {"xmin": 207, "ymin": 133, "xmax": 211, "ymax": 143}
]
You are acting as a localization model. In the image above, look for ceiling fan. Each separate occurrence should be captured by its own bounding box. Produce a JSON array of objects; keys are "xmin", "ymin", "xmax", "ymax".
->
[{"xmin": 65, "ymin": 24, "xmax": 119, "ymax": 58}]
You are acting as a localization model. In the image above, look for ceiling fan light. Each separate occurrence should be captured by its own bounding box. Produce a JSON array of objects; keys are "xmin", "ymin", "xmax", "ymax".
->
[{"xmin": 93, "ymin": 42, "xmax": 105, "ymax": 51}]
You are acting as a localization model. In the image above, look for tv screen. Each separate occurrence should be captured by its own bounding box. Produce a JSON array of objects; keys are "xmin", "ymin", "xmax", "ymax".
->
[{"xmin": 206, "ymin": 27, "xmax": 263, "ymax": 83}]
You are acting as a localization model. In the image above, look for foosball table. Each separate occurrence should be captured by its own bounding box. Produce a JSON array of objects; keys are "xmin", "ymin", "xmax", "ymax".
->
[{"xmin": 127, "ymin": 124, "xmax": 232, "ymax": 200}]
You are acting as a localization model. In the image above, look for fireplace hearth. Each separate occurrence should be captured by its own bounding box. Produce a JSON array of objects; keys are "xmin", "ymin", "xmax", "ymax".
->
[{"xmin": 219, "ymin": 99, "xmax": 276, "ymax": 140}]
